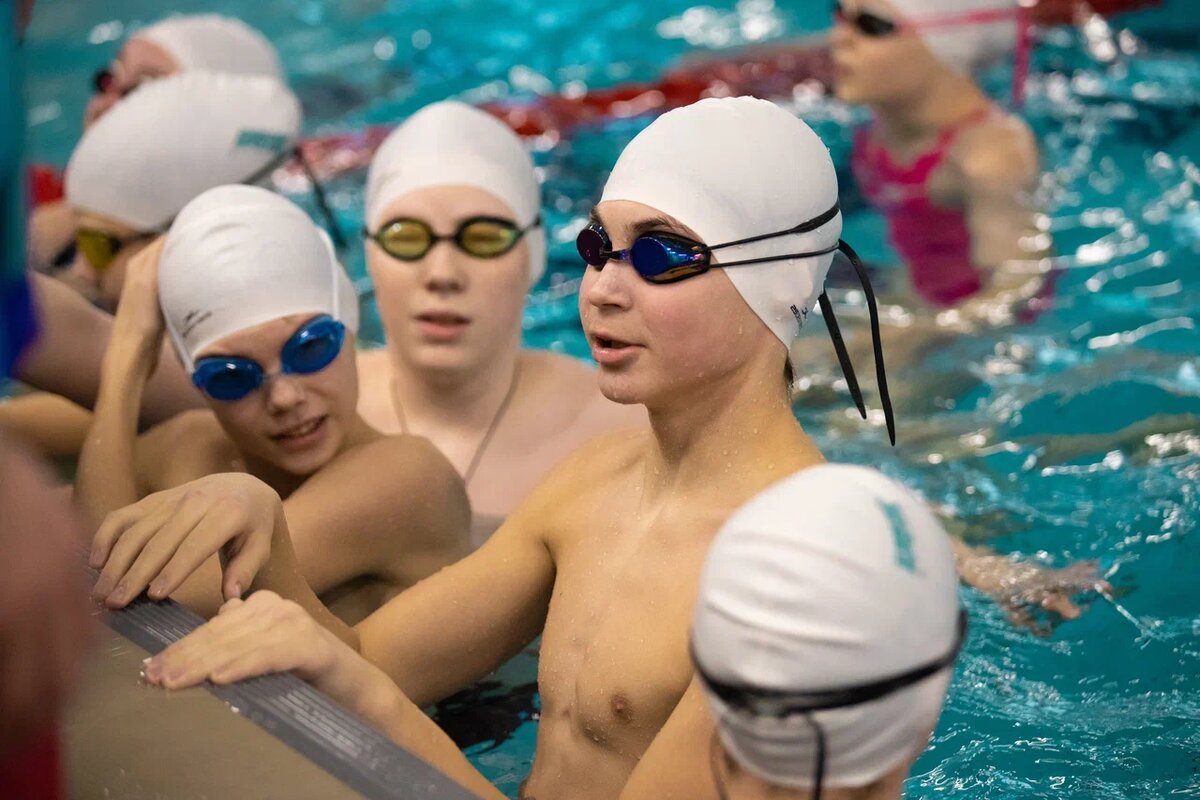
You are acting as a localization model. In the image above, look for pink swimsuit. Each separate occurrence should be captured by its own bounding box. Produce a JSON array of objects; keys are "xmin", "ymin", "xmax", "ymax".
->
[{"xmin": 851, "ymin": 110, "xmax": 993, "ymax": 307}]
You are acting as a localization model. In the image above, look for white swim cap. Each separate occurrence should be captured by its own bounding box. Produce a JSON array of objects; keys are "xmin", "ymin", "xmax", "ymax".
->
[
  {"xmin": 365, "ymin": 100, "xmax": 546, "ymax": 286},
  {"xmin": 159, "ymin": 185, "xmax": 359, "ymax": 371},
  {"xmin": 890, "ymin": 0, "xmax": 1020, "ymax": 75},
  {"xmin": 66, "ymin": 72, "xmax": 300, "ymax": 232},
  {"xmin": 693, "ymin": 464, "xmax": 962, "ymax": 790},
  {"xmin": 600, "ymin": 96, "xmax": 842, "ymax": 353},
  {"xmin": 134, "ymin": 14, "xmax": 284, "ymax": 79}
]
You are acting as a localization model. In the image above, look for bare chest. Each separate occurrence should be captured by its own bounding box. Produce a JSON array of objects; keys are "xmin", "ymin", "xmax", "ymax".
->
[{"xmin": 536, "ymin": 511, "xmax": 715, "ymax": 758}]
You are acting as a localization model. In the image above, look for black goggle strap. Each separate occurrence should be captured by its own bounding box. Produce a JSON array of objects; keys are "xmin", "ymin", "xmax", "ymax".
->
[
  {"xmin": 818, "ymin": 290, "xmax": 866, "ymax": 420},
  {"xmin": 693, "ymin": 610, "xmax": 967, "ymax": 715},
  {"xmin": 820, "ymin": 240, "xmax": 895, "ymax": 445},
  {"xmin": 235, "ymin": 146, "xmax": 345, "ymax": 251},
  {"xmin": 293, "ymin": 147, "xmax": 348, "ymax": 250},
  {"xmin": 704, "ymin": 203, "xmax": 842, "ymax": 255},
  {"xmin": 807, "ymin": 714, "xmax": 828, "ymax": 800}
]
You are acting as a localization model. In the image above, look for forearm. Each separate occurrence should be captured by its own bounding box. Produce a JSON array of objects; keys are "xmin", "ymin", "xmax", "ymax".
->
[
  {"xmin": 353, "ymin": 663, "xmax": 506, "ymax": 800},
  {"xmin": 252, "ymin": 513, "xmax": 360, "ymax": 651},
  {"xmin": 17, "ymin": 274, "xmax": 200, "ymax": 425},
  {"xmin": 76, "ymin": 346, "xmax": 154, "ymax": 527},
  {"xmin": 0, "ymin": 393, "xmax": 93, "ymax": 458},
  {"xmin": 949, "ymin": 535, "xmax": 993, "ymax": 581}
]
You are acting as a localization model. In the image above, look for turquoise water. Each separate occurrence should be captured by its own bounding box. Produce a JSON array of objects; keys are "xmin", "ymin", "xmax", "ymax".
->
[{"xmin": 24, "ymin": 1, "xmax": 1200, "ymax": 796}]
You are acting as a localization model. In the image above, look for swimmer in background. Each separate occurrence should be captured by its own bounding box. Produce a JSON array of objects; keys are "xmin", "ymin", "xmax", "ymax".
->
[
  {"xmin": 28, "ymin": 14, "xmax": 283, "ymax": 274},
  {"xmin": 793, "ymin": 0, "xmax": 1051, "ymax": 383},
  {"xmin": 359, "ymin": 101, "xmax": 644, "ymax": 543},
  {"xmin": 80, "ymin": 186, "xmax": 469, "ymax": 624},
  {"xmin": 94, "ymin": 98, "xmax": 1098, "ymax": 799},
  {"xmin": 3, "ymin": 71, "xmax": 302, "ymax": 459},
  {"xmin": 685, "ymin": 465, "xmax": 965, "ymax": 800},
  {"xmin": 7, "ymin": 98, "xmax": 645, "ymax": 542},
  {"xmin": 839, "ymin": 0, "xmax": 1048, "ymax": 320}
]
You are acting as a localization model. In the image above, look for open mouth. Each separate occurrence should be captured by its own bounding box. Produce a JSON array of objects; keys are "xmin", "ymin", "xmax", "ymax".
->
[
  {"xmin": 273, "ymin": 415, "xmax": 327, "ymax": 441},
  {"xmin": 418, "ymin": 311, "xmax": 470, "ymax": 326},
  {"xmin": 596, "ymin": 336, "xmax": 632, "ymax": 350}
]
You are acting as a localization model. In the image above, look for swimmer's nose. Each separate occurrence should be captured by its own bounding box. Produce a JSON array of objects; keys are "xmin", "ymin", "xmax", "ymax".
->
[
  {"xmin": 830, "ymin": 16, "xmax": 854, "ymax": 47},
  {"xmin": 265, "ymin": 372, "xmax": 306, "ymax": 413},
  {"xmin": 421, "ymin": 240, "xmax": 467, "ymax": 295},
  {"xmin": 582, "ymin": 258, "xmax": 633, "ymax": 312}
]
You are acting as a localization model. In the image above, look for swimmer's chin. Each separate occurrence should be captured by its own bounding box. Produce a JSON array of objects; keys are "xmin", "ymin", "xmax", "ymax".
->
[{"xmin": 595, "ymin": 375, "xmax": 651, "ymax": 407}]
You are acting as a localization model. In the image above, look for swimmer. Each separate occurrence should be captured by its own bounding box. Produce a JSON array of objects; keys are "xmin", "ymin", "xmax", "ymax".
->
[
  {"xmin": 836, "ymin": 0, "xmax": 1049, "ymax": 327},
  {"xmin": 687, "ymin": 465, "xmax": 964, "ymax": 800},
  {"xmin": 3, "ymin": 71, "xmax": 300, "ymax": 459},
  {"xmin": 792, "ymin": 0, "xmax": 1051, "ymax": 408},
  {"xmin": 357, "ymin": 101, "xmax": 644, "ymax": 543},
  {"xmin": 29, "ymin": 13, "xmax": 283, "ymax": 273},
  {"xmin": 92, "ymin": 96, "xmax": 871, "ymax": 798},
  {"xmin": 79, "ymin": 185, "xmax": 469, "ymax": 623},
  {"xmin": 64, "ymin": 71, "xmax": 301, "ymax": 309},
  {"xmin": 93, "ymin": 98, "xmax": 1089, "ymax": 799},
  {"xmin": 84, "ymin": 14, "xmax": 283, "ymax": 127}
]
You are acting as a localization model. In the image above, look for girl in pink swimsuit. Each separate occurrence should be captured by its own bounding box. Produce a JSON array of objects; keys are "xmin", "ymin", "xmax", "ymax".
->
[
  {"xmin": 852, "ymin": 106, "xmax": 997, "ymax": 307},
  {"xmin": 833, "ymin": 0, "xmax": 1049, "ymax": 315}
]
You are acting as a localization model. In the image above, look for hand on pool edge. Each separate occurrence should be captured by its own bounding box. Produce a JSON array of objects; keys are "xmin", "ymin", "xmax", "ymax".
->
[
  {"xmin": 142, "ymin": 591, "xmax": 353, "ymax": 697},
  {"xmin": 90, "ymin": 473, "xmax": 282, "ymax": 608}
]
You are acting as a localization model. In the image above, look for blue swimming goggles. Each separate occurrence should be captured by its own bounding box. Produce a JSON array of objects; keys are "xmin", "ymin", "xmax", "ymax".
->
[
  {"xmin": 576, "ymin": 204, "xmax": 843, "ymax": 285},
  {"xmin": 578, "ymin": 203, "xmax": 896, "ymax": 445},
  {"xmin": 191, "ymin": 315, "xmax": 346, "ymax": 402}
]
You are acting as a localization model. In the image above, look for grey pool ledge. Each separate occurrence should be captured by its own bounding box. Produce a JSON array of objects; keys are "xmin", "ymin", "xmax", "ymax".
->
[{"xmin": 69, "ymin": 570, "xmax": 481, "ymax": 800}]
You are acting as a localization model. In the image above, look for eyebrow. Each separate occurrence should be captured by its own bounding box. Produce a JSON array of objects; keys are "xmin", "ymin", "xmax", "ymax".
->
[{"xmin": 588, "ymin": 208, "xmax": 696, "ymax": 241}]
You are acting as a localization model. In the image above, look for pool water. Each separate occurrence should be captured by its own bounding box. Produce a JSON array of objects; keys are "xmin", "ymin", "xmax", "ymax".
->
[{"xmin": 23, "ymin": 1, "xmax": 1200, "ymax": 796}]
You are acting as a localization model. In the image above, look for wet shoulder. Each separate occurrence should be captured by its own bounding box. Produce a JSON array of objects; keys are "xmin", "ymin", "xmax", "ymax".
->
[
  {"xmin": 327, "ymin": 431, "xmax": 460, "ymax": 490},
  {"xmin": 950, "ymin": 113, "xmax": 1040, "ymax": 184},
  {"xmin": 136, "ymin": 410, "xmax": 239, "ymax": 491},
  {"xmin": 530, "ymin": 427, "xmax": 647, "ymax": 503}
]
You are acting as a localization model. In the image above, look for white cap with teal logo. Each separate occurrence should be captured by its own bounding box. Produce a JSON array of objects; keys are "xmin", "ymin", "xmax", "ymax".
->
[{"xmin": 692, "ymin": 463, "xmax": 961, "ymax": 790}]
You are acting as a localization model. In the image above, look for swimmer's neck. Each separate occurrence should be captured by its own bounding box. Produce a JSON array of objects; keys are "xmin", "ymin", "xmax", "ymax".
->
[
  {"xmin": 242, "ymin": 415, "xmax": 379, "ymax": 498},
  {"xmin": 870, "ymin": 68, "xmax": 991, "ymax": 145},
  {"xmin": 386, "ymin": 340, "xmax": 522, "ymax": 434},
  {"xmin": 641, "ymin": 369, "xmax": 817, "ymax": 500}
]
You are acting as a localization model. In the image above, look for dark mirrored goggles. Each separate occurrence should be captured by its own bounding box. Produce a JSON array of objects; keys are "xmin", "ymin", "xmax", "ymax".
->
[
  {"xmin": 578, "ymin": 203, "xmax": 897, "ymax": 445},
  {"xmin": 575, "ymin": 203, "xmax": 841, "ymax": 285},
  {"xmin": 75, "ymin": 228, "xmax": 158, "ymax": 272},
  {"xmin": 833, "ymin": 1, "xmax": 902, "ymax": 37},
  {"xmin": 366, "ymin": 216, "xmax": 541, "ymax": 262},
  {"xmin": 191, "ymin": 315, "xmax": 346, "ymax": 402}
]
